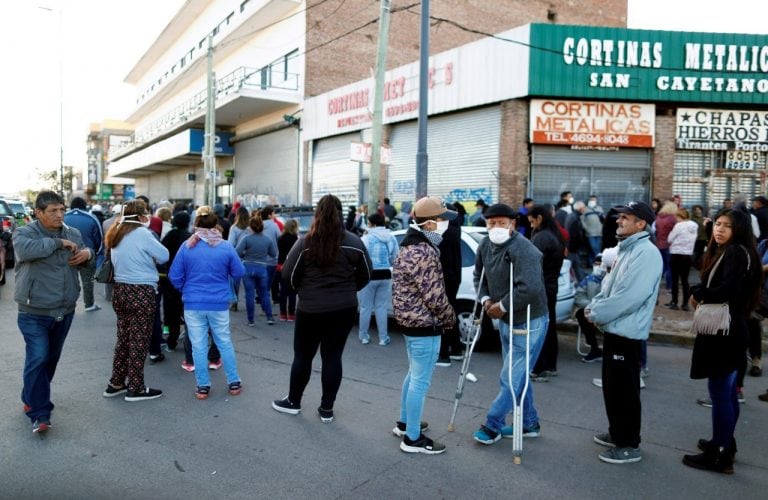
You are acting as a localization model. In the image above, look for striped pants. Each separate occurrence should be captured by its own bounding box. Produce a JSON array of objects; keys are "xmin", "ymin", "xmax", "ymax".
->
[{"xmin": 110, "ymin": 283, "xmax": 156, "ymax": 393}]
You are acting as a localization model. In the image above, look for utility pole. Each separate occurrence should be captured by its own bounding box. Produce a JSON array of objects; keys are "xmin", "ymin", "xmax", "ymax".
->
[
  {"xmin": 415, "ymin": 0, "xmax": 430, "ymax": 199},
  {"xmin": 203, "ymin": 34, "xmax": 217, "ymax": 206},
  {"xmin": 368, "ymin": 0, "xmax": 391, "ymax": 216}
]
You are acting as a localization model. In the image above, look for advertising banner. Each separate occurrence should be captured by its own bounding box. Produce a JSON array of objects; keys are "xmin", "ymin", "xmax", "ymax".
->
[{"xmin": 676, "ymin": 108, "xmax": 768, "ymax": 151}]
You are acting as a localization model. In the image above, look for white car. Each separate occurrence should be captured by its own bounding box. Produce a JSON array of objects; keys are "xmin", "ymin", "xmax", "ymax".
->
[{"xmin": 389, "ymin": 226, "xmax": 575, "ymax": 350}]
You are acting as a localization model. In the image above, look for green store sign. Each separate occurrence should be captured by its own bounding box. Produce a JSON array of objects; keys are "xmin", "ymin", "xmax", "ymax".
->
[{"xmin": 528, "ymin": 24, "xmax": 768, "ymax": 105}]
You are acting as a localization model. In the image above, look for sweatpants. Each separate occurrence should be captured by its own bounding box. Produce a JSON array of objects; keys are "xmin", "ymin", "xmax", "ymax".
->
[{"xmin": 602, "ymin": 332, "xmax": 643, "ymax": 448}]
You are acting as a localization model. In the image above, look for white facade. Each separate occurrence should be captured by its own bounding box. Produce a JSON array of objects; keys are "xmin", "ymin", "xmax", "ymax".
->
[{"xmin": 107, "ymin": 0, "xmax": 304, "ymax": 206}]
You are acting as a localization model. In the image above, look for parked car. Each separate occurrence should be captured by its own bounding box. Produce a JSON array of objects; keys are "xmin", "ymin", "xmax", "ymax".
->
[
  {"xmin": 0, "ymin": 199, "xmax": 17, "ymax": 272},
  {"xmin": 2, "ymin": 199, "xmax": 31, "ymax": 226},
  {"xmin": 277, "ymin": 206, "xmax": 315, "ymax": 235},
  {"xmin": 389, "ymin": 226, "xmax": 575, "ymax": 351}
]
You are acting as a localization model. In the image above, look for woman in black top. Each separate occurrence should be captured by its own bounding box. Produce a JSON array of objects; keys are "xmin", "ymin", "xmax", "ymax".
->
[
  {"xmin": 683, "ymin": 208, "xmax": 761, "ymax": 474},
  {"xmin": 277, "ymin": 219, "xmax": 299, "ymax": 321},
  {"xmin": 528, "ymin": 204, "xmax": 566, "ymax": 379}
]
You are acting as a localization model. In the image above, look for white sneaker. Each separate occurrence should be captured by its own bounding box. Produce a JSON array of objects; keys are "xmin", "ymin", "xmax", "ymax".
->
[
  {"xmin": 84, "ymin": 304, "xmax": 102, "ymax": 312},
  {"xmin": 592, "ymin": 378, "xmax": 603, "ymax": 388}
]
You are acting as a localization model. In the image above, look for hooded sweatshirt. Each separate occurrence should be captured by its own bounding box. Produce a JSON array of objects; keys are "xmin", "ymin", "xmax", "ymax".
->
[{"xmin": 361, "ymin": 226, "xmax": 399, "ymax": 279}]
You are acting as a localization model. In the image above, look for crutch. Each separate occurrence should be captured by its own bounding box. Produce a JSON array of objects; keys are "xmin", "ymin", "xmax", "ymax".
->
[
  {"xmin": 508, "ymin": 263, "xmax": 531, "ymax": 465},
  {"xmin": 447, "ymin": 267, "xmax": 485, "ymax": 432}
]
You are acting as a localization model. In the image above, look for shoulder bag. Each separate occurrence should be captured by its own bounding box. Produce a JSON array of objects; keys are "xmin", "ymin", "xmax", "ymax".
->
[
  {"xmin": 94, "ymin": 248, "xmax": 115, "ymax": 284},
  {"xmin": 691, "ymin": 252, "xmax": 730, "ymax": 335}
]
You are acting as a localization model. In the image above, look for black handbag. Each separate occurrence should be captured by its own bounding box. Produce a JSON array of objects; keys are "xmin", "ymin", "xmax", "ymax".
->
[{"xmin": 94, "ymin": 248, "xmax": 115, "ymax": 284}]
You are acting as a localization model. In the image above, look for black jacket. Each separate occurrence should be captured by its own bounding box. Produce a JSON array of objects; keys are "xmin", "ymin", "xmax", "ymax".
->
[
  {"xmin": 282, "ymin": 231, "xmax": 373, "ymax": 313},
  {"xmin": 438, "ymin": 220, "xmax": 462, "ymax": 300},
  {"xmin": 531, "ymin": 228, "xmax": 565, "ymax": 296}
]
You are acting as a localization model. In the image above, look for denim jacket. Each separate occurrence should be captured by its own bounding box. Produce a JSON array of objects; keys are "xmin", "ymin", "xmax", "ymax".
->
[{"xmin": 362, "ymin": 227, "xmax": 399, "ymax": 273}]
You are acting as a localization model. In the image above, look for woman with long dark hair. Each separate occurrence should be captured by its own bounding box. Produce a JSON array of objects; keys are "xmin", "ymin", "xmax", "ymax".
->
[
  {"xmin": 227, "ymin": 206, "xmax": 251, "ymax": 311},
  {"xmin": 103, "ymin": 199, "xmax": 169, "ymax": 401},
  {"xmin": 683, "ymin": 208, "xmax": 761, "ymax": 474},
  {"xmin": 528, "ymin": 204, "xmax": 566, "ymax": 380},
  {"xmin": 277, "ymin": 219, "xmax": 299, "ymax": 321},
  {"xmin": 272, "ymin": 194, "xmax": 372, "ymax": 423}
]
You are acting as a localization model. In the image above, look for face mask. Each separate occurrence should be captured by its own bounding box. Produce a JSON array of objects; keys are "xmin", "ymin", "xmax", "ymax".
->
[
  {"xmin": 488, "ymin": 227, "xmax": 510, "ymax": 245},
  {"xmin": 435, "ymin": 220, "xmax": 449, "ymax": 236},
  {"xmin": 141, "ymin": 217, "xmax": 151, "ymax": 228},
  {"xmin": 567, "ymin": 197, "xmax": 574, "ymax": 204},
  {"xmin": 587, "ymin": 200, "xmax": 597, "ymax": 208},
  {"xmin": 593, "ymin": 265, "xmax": 605, "ymax": 277}
]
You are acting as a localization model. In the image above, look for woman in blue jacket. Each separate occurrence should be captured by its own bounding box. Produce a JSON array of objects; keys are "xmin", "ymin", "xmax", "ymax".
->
[{"xmin": 169, "ymin": 206, "xmax": 245, "ymax": 400}]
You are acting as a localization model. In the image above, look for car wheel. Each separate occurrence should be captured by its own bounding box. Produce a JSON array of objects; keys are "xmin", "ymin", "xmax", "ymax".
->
[{"xmin": 454, "ymin": 300, "xmax": 499, "ymax": 352}]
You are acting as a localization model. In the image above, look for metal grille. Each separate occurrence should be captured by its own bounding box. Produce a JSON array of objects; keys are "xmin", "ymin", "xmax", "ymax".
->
[
  {"xmin": 387, "ymin": 107, "xmax": 501, "ymax": 205},
  {"xmin": 234, "ymin": 127, "xmax": 298, "ymax": 206},
  {"xmin": 531, "ymin": 146, "xmax": 651, "ymax": 208},
  {"xmin": 311, "ymin": 132, "xmax": 361, "ymax": 207}
]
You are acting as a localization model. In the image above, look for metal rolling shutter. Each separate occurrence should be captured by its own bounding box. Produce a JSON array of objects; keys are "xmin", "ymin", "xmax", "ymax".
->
[
  {"xmin": 387, "ymin": 106, "xmax": 501, "ymax": 205},
  {"xmin": 674, "ymin": 150, "xmax": 762, "ymax": 211},
  {"xmin": 234, "ymin": 127, "xmax": 298, "ymax": 206},
  {"xmin": 531, "ymin": 146, "xmax": 651, "ymax": 208},
  {"xmin": 311, "ymin": 132, "xmax": 360, "ymax": 207}
]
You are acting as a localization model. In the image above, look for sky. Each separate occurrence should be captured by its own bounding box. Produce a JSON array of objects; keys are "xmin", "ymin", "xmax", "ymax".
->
[{"xmin": 1, "ymin": 0, "xmax": 766, "ymax": 196}]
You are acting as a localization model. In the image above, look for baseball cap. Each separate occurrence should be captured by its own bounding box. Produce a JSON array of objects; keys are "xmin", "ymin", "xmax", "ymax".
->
[
  {"xmin": 412, "ymin": 196, "xmax": 457, "ymax": 220},
  {"xmin": 614, "ymin": 201, "xmax": 655, "ymax": 226}
]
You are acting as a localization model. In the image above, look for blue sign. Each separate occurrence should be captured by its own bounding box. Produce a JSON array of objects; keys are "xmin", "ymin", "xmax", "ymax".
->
[
  {"xmin": 189, "ymin": 129, "xmax": 235, "ymax": 156},
  {"xmin": 124, "ymin": 185, "xmax": 135, "ymax": 199}
]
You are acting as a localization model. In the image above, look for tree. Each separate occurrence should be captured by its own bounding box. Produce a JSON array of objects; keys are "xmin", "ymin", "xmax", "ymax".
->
[{"xmin": 38, "ymin": 167, "xmax": 74, "ymax": 196}]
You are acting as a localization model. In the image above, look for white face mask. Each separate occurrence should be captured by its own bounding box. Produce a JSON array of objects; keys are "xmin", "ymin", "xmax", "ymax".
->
[
  {"xmin": 593, "ymin": 265, "xmax": 605, "ymax": 277},
  {"xmin": 488, "ymin": 227, "xmax": 511, "ymax": 245},
  {"xmin": 567, "ymin": 197, "xmax": 574, "ymax": 205},
  {"xmin": 588, "ymin": 200, "xmax": 597, "ymax": 208},
  {"xmin": 435, "ymin": 220, "xmax": 449, "ymax": 236}
]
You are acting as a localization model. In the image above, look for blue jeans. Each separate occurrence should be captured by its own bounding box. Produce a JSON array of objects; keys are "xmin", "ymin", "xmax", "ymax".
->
[
  {"xmin": 709, "ymin": 371, "xmax": 740, "ymax": 448},
  {"xmin": 184, "ymin": 310, "xmax": 240, "ymax": 388},
  {"xmin": 659, "ymin": 248, "xmax": 672, "ymax": 289},
  {"xmin": 485, "ymin": 314, "xmax": 548, "ymax": 432},
  {"xmin": 400, "ymin": 335, "xmax": 441, "ymax": 440},
  {"xmin": 18, "ymin": 312, "xmax": 74, "ymax": 421},
  {"xmin": 357, "ymin": 279, "xmax": 391, "ymax": 342},
  {"xmin": 243, "ymin": 262, "xmax": 273, "ymax": 322},
  {"xmin": 587, "ymin": 236, "xmax": 602, "ymax": 265}
]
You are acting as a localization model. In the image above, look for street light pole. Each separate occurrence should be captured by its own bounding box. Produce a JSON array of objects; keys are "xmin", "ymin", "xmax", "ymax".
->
[{"xmin": 39, "ymin": 5, "xmax": 65, "ymax": 196}]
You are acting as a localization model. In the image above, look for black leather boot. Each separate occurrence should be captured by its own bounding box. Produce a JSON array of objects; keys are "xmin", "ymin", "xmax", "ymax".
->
[
  {"xmin": 697, "ymin": 438, "xmax": 737, "ymax": 461},
  {"xmin": 683, "ymin": 446, "xmax": 735, "ymax": 474}
]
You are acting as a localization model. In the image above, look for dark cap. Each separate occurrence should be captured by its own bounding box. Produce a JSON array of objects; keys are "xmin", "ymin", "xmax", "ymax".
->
[
  {"xmin": 753, "ymin": 195, "xmax": 768, "ymax": 206},
  {"xmin": 476, "ymin": 198, "xmax": 487, "ymax": 207},
  {"xmin": 614, "ymin": 201, "xmax": 655, "ymax": 226},
  {"xmin": 484, "ymin": 203, "xmax": 517, "ymax": 219}
]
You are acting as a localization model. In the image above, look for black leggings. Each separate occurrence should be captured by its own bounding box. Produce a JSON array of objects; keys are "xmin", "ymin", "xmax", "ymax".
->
[
  {"xmin": 289, "ymin": 307, "xmax": 356, "ymax": 409},
  {"xmin": 669, "ymin": 254, "xmax": 692, "ymax": 305}
]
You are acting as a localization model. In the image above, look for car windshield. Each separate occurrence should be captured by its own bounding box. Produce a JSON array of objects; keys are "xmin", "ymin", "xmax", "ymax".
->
[
  {"xmin": 8, "ymin": 202, "xmax": 25, "ymax": 214},
  {"xmin": 0, "ymin": 202, "xmax": 12, "ymax": 217},
  {"xmin": 282, "ymin": 213, "xmax": 314, "ymax": 234}
]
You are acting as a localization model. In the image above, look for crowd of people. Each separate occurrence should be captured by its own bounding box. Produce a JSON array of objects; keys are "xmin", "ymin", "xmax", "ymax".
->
[{"xmin": 7, "ymin": 188, "xmax": 768, "ymax": 474}]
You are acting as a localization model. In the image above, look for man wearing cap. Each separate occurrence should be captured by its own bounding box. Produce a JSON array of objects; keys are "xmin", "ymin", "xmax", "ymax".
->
[
  {"xmin": 392, "ymin": 196, "xmax": 456, "ymax": 455},
  {"xmin": 469, "ymin": 199, "xmax": 488, "ymax": 227},
  {"xmin": 472, "ymin": 203, "xmax": 549, "ymax": 446},
  {"xmin": 585, "ymin": 201, "xmax": 661, "ymax": 464}
]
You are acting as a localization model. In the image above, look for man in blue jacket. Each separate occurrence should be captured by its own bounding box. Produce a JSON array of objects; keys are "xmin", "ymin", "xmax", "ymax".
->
[
  {"xmin": 585, "ymin": 201, "xmax": 661, "ymax": 464},
  {"xmin": 64, "ymin": 197, "xmax": 103, "ymax": 311}
]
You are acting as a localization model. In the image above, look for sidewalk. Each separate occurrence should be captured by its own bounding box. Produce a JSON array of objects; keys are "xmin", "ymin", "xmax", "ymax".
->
[{"xmin": 560, "ymin": 286, "xmax": 768, "ymax": 350}]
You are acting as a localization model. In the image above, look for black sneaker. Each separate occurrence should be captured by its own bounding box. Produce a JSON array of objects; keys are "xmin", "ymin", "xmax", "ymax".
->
[
  {"xmin": 272, "ymin": 397, "xmax": 301, "ymax": 415},
  {"xmin": 581, "ymin": 349, "xmax": 603, "ymax": 363},
  {"xmin": 317, "ymin": 407, "xmax": 334, "ymax": 423},
  {"xmin": 103, "ymin": 384, "xmax": 127, "ymax": 398},
  {"xmin": 436, "ymin": 357, "xmax": 451, "ymax": 367},
  {"xmin": 400, "ymin": 434, "xmax": 446, "ymax": 454},
  {"xmin": 149, "ymin": 353, "xmax": 165, "ymax": 364},
  {"xmin": 124, "ymin": 387, "xmax": 163, "ymax": 402},
  {"xmin": 392, "ymin": 420, "xmax": 429, "ymax": 437}
]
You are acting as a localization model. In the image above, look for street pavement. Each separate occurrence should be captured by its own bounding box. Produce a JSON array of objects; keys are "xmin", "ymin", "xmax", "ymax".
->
[{"xmin": 0, "ymin": 278, "xmax": 766, "ymax": 499}]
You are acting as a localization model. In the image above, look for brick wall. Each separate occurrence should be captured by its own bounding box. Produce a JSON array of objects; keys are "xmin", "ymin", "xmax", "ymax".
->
[
  {"xmin": 653, "ymin": 112, "xmax": 677, "ymax": 201},
  {"xmin": 305, "ymin": 0, "xmax": 627, "ymax": 97},
  {"xmin": 499, "ymin": 100, "xmax": 531, "ymax": 206}
]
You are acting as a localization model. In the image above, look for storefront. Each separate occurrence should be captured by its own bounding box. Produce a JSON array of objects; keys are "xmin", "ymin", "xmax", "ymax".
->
[{"xmin": 234, "ymin": 127, "xmax": 300, "ymax": 207}]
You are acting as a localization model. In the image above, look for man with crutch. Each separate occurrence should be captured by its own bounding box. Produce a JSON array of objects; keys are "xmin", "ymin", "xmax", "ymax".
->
[{"xmin": 472, "ymin": 203, "xmax": 550, "ymax": 445}]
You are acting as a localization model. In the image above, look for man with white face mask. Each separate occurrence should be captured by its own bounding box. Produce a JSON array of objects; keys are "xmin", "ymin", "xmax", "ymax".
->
[
  {"xmin": 472, "ymin": 203, "xmax": 550, "ymax": 446},
  {"xmin": 392, "ymin": 196, "xmax": 456, "ymax": 454}
]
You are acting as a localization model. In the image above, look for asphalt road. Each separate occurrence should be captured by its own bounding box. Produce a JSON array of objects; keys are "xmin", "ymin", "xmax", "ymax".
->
[{"xmin": 0, "ymin": 279, "xmax": 766, "ymax": 499}]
